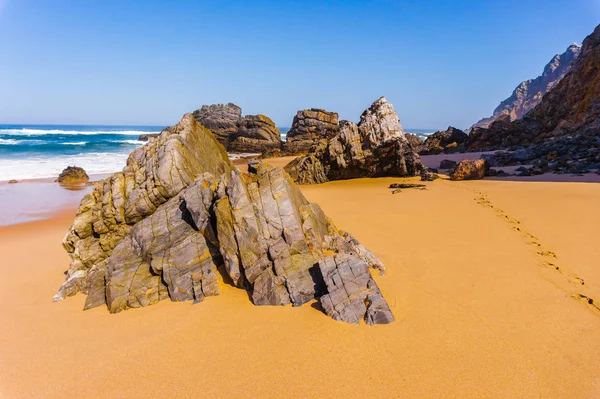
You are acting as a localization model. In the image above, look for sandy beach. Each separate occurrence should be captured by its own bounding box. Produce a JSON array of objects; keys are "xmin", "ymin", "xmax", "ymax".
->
[{"xmin": 1, "ymin": 159, "xmax": 599, "ymax": 399}]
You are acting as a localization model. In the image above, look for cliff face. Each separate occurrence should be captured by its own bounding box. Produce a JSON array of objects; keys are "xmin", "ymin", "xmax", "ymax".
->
[
  {"xmin": 467, "ymin": 24, "xmax": 600, "ymax": 151},
  {"xmin": 473, "ymin": 43, "xmax": 581, "ymax": 129}
]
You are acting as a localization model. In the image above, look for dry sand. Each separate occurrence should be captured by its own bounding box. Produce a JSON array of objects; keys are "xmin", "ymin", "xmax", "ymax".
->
[{"xmin": 1, "ymin": 165, "xmax": 600, "ymax": 398}]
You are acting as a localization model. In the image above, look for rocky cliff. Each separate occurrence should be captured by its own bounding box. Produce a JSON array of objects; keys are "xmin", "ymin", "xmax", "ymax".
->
[
  {"xmin": 285, "ymin": 97, "xmax": 424, "ymax": 184},
  {"xmin": 473, "ymin": 43, "xmax": 581, "ymax": 129},
  {"xmin": 192, "ymin": 103, "xmax": 282, "ymax": 154},
  {"xmin": 467, "ymin": 24, "xmax": 600, "ymax": 152},
  {"xmin": 54, "ymin": 114, "xmax": 394, "ymax": 325},
  {"xmin": 284, "ymin": 108, "xmax": 339, "ymax": 153}
]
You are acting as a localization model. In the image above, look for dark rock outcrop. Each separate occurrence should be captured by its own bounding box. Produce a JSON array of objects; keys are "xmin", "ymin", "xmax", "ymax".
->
[
  {"xmin": 8, "ymin": 179, "xmax": 18, "ymax": 184},
  {"xmin": 466, "ymin": 24, "xmax": 600, "ymax": 160},
  {"xmin": 284, "ymin": 109, "xmax": 339, "ymax": 153},
  {"xmin": 439, "ymin": 159, "xmax": 457, "ymax": 170},
  {"xmin": 405, "ymin": 133, "xmax": 423, "ymax": 150},
  {"xmin": 54, "ymin": 114, "xmax": 393, "ymax": 325},
  {"xmin": 192, "ymin": 103, "xmax": 243, "ymax": 144},
  {"xmin": 419, "ymin": 127, "xmax": 468, "ymax": 155},
  {"xmin": 284, "ymin": 97, "xmax": 425, "ymax": 184},
  {"xmin": 56, "ymin": 166, "xmax": 89, "ymax": 184},
  {"xmin": 449, "ymin": 159, "xmax": 488, "ymax": 181},
  {"xmin": 191, "ymin": 103, "xmax": 281, "ymax": 154},
  {"xmin": 473, "ymin": 43, "xmax": 581, "ymax": 129}
]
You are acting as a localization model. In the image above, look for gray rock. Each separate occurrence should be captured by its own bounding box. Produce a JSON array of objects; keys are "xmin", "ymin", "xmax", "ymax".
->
[
  {"xmin": 192, "ymin": 103, "xmax": 282, "ymax": 154},
  {"xmin": 319, "ymin": 254, "xmax": 394, "ymax": 325},
  {"xmin": 285, "ymin": 97, "xmax": 424, "ymax": 184},
  {"xmin": 192, "ymin": 103, "xmax": 242, "ymax": 144}
]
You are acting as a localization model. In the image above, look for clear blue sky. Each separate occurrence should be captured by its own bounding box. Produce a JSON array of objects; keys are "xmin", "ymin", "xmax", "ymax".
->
[{"xmin": 0, "ymin": 0, "xmax": 597, "ymax": 129}]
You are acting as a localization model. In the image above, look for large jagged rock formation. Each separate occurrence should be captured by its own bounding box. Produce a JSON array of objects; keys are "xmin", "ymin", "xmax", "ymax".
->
[
  {"xmin": 192, "ymin": 103, "xmax": 282, "ymax": 154},
  {"xmin": 473, "ymin": 43, "xmax": 581, "ymax": 129},
  {"xmin": 55, "ymin": 114, "xmax": 394, "ymax": 325},
  {"xmin": 284, "ymin": 97, "xmax": 424, "ymax": 184},
  {"xmin": 283, "ymin": 108, "xmax": 339, "ymax": 153},
  {"xmin": 467, "ymin": 24, "xmax": 600, "ymax": 152}
]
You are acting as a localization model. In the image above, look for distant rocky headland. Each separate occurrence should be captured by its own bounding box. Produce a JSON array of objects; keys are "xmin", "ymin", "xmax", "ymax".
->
[{"xmin": 473, "ymin": 43, "xmax": 581, "ymax": 129}]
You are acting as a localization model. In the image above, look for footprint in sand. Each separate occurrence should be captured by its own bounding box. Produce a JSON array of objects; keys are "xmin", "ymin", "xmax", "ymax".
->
[{"xmin": 473, "ymin": 189, "xmax": 596, "ymax": 313}]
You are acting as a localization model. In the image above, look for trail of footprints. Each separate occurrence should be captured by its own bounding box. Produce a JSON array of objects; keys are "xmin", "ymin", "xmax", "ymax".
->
[{"xmin": 474, "ymin": 192, "xmax": 600, "ymax": 315}]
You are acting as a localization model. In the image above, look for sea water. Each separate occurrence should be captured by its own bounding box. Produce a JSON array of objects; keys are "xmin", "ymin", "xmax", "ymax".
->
[{"xmin": 0, "ymin": 124, "xmax": 165, "ymax": 181}]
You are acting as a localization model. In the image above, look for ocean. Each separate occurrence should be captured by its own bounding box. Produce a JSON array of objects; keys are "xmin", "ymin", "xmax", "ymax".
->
[{"xmin": 0, "ymin": 124, "xmax": 434, "ymax": 181}]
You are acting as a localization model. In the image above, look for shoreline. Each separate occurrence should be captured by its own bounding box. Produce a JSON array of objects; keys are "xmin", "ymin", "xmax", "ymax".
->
[{"xmin": 2, "ymin": 153, "xmax": 599, "ymax": 228}]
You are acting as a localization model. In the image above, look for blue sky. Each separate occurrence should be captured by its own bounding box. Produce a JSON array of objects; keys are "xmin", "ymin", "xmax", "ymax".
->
[{"xmin": 0, "ymin": 0, "xmax": 597, "ymax": 129}]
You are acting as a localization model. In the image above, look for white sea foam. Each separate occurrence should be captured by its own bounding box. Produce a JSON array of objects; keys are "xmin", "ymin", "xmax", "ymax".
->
[
  {"xmin": 62, "ymin": 141, "xmax": 88, "ymax": 145},
  {"xmin": 110, "ymin": 139, "xmax": 144, "ymax": 145},
  {"xmin": 0, "ymin": 128, "xmax": 160, "ymax": 136},
  {"xmin": 0, "ymin": 138, "xmax": 19, "ymax": 145},
  {"xmin": 0, "ymin": 152, "xmax": 133, "ymax": 181}
]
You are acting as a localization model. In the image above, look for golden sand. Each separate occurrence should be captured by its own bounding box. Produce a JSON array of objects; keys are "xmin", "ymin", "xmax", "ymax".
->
[{"xmin": 1, "ymin": 169, "xmax": 600, "ymax": 398}]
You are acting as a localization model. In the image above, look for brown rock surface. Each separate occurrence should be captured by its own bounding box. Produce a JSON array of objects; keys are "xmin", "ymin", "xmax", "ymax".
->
[
  {"xmin": 449, "ymin": 159, "xmax": 489, "ymax": 181},
  {"xmin": 284, "ymin": 108, "xmax": 339, "ymax": 153},
  {"xmin": 229, "ymin": 114, "xmax": 281, "ymax": 153},
  {"xmin": 56, "ymin": 166, "xmax": 89, "ymax": 184}
]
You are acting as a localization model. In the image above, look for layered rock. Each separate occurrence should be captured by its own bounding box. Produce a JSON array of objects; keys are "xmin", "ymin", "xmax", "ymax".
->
[
  {"xmin": 284, "ymin": 108, "xmax": 339, "ymax": 153},
  {"xmin": 449, "ymin": 159, "xmax": 488, "ymax": 181},
  {"xmin": 56, "ymin": 166, "xmax": 89, "ymax": 184},
  {"xmin": 467, "ymin": 24, "xmax": 600, "ymax": 153},
  {"xmin": 229, "ymin": 114, "xmax": 281, "ymax": 153},
  {"xmin": 192, "ymin": 103, "xmax": 242, "ymax": 144},
  {"xmin": 192, "ymin": 103, "xmax": 282, "ymax": 154},
  {"xmin": 419, "ymin": 127, "xmax": 468, "ymax": 155},
  {"xmin": 284, "ymin": 97, "xmax": 424, "ymax": 184},
  {"xmin": 55, "ymin": 114, "xmax": 393, "ymax": 325},
  {"xmin": 473, "ymin": 43, "xmax": 581, "ymax": 129}
]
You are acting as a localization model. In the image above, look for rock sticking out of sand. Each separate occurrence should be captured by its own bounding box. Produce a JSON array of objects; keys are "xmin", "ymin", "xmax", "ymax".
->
[
  {"xmin": 56, "ymin": 166, "xmax": 89, "ymax": 184},
  {"xmin": 54, "ymin": 113, "xmax": 393, "ymax": 325},
  {"xmin": 450, "ymin": 159, "xmax": 489, "ymax": 181},
  {"xmin": 284, "ymin": 97, "xmax": 424, "ymax": 184}
]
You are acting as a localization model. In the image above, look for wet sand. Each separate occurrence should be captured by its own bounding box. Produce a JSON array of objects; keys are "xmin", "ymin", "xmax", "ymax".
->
[{"xmin": 1, "ymin": 165, "xmax": 600, "ymax": 398}]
